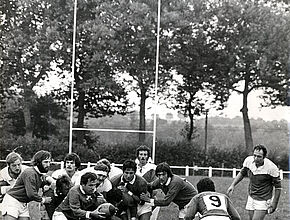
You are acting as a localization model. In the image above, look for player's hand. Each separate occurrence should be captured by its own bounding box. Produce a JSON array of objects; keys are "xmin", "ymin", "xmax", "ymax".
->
[
  {"xmin": 117, "ymin": 185, "xmax": 126, "ymax": 192},
  {"xmin": 267, "ymin": 203, "xmax": 277, "ymax": 214},
  {"xmin": 90, "ymin": 210, "xmax": 106, "ymax": 219},
  {"xmin": 226, "ymin": 185, "xmax": 234, "ymax": 196},
  {"xmin": 140, "ymin": 193, "xmax": 150, "ymax": 202},
  {"xmin": 42, "ymin": 197, "xmax": 52, "ymax": 204}
]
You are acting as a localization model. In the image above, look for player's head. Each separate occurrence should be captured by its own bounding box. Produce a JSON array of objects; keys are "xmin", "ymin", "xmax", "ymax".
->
[
  {"xmin": 6, "ymin": 152, "xmax": 23, "ymax": 176},
  {"xmin": 156, "ymin": 162, "xmax": 173, "ymax": 177},
  {"xmin": 196, "ymin": 178, "xmax": 215, "ymax": 193},
  {"xmin": 80, "ymin": 172, "xmax": 98, "ymax": 194},
  {"xmin": 136, "ymin": 145, "xmax": 151, "ymax": 166},
  {"xmin": 97, "ymin": 158, "xmax": 111, "ymax": 172},
  {"xmin": 253, "ymin": 144, "xmax": 267, "ymax": 157},
  {"xmin": 156, "ymin": 162, "xmax": 173, "ymax": 185},
  {"xmin": 94, "ymin": 162, "xmax": 109, "ymax": 184},
  {"xmin": 122, "ymin": 160, "xmax": 137, "ymax": 182},
  {"xmin": 31, "ymin": 150, "xmax": 51, "ymax": 173},
  {"xmin": 253, "ymin": 144, "xmax": 267, "ymax": 166},
  {"xmin": 56, "ymin": 175, "xmax": 72, "ymax": 197},
  {"xmin": 64, "ymin": 153, "xmax": 81, "ymax": 171}
]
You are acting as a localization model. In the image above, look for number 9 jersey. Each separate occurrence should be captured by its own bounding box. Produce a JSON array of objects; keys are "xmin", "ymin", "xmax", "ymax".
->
[{"xmin": 184, "ymin": 191, "xmax": 240, "ymax": 220}]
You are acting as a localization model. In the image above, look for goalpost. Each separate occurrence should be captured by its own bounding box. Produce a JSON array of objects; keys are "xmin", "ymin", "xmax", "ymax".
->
[{"xmin": 68, "ymin": 0, "xmax": 162, "ymax": 163}]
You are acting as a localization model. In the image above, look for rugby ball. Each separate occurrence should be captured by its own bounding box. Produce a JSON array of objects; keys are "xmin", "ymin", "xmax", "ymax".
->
[{"xmin": 95, "ymin": 203, "xmax": 117, "ymax": 217}]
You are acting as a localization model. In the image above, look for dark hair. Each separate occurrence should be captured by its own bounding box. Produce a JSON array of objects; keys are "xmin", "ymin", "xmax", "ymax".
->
[
  {"xmin": 64, "ymin": 153, "xmax": 81, "ymax": 169},
  {"xmin": 31, "ymin": 150, "xmax": 51, "ymax": 166},
  {"xmin": 156, "ymin": 162, "xmax": 173, "ymax": 177},
  {"xmin": 136, "ymin": 145, "xmax": 151, "ymax": 157},
  {"xmin": 197, "ymin": 178, "xmax": 215, "ymax": 193},
  {"xmin": 6, "ymin": 152, "xmax": 22, "ymax": 165},
  {"xmin": 80, "ymin": 172, "xmax": 97, "ymax": 185},
  {"xmin": 97, "ymin": 158, "xmax": 111, "ymax": 172},
  {"xmin": 56, "ymin": 175, "xmax": 72, "ymax": 195},
  {"xmin": 122, "ymin": 160, "xmax": 137, "ymax": 172},
  {"xmin": 253, "ymin": 144, "xmax": 267, "ymax": 157}
]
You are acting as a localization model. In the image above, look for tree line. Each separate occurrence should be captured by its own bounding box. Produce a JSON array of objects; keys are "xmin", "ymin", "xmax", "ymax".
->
[{"xmin": 1, "ymin": 0, "xmax": 289, "ymax": 155}]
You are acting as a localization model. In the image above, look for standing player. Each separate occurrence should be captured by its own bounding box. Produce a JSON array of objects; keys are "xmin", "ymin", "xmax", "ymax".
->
[
  {"xmin": 1, "ymin": 150, "xmax": 54, "ymax": 220},
  {"xmin": 135, "ymin": 145, "xmax": 156, "ymax": 183},
  {"xmin": 227, "ymin": 144, "xmax": 282, "ymax": 220},
  {"xmin": 140, "ymin": 162, "xmax": 198, "ymax": 220},
  {"xmin": 52, "ymin": 153, "xmax": 81, "ymax": 185},
  {"xmin": 184, "ymin": 178, "xmax": 241, "ymax": 220},
  {"xmin": 135, "ymin": 145, "xmax": 159, "ymax": 220}
]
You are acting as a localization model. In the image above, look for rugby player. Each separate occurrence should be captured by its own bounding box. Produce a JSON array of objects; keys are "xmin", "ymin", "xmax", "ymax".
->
[{"xmin": 227, "ymin": 144, "xmax": 281, "ymax": 220}]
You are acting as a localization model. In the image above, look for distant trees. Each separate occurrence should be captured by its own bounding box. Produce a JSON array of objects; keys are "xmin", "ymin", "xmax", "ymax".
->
[
  {"xmin": 164, "ymin": 0, "xmax": 290, "ymax": 151},
  {"xmin": 208, "ymin": 0, "xmax": 290, "ymax": 153},
  {"xmin": 1, "ymin": 0, "xmax": 289, "ymax": 151},
  {"xmin": 48, "ymin": 0, "xmax": 130, "ymax": 144},
  {"xmin": 1, "ymin": 0, "xmax": 60, "ymax": 137}
]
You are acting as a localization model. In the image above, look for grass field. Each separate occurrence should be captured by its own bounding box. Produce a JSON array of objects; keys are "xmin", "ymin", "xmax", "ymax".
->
[{"xmin": 1, "ymin": 176, "xmax": 289, "ymax": 220}]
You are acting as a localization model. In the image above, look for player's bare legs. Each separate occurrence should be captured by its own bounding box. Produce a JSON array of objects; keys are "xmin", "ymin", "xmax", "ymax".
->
[
  {"xmin": 3, "ymin": 214, "xmax": 30, "ymax": 220},
  {"xmin": 248, "ymin": 210, "xmax": 267, "ymax": 220},
  {"xmin": 139, "ymin": 212, "xmax": 151, "ymax": 220}
]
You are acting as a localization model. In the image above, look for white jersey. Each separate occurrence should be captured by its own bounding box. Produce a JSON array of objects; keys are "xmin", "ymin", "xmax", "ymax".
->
[
  {"xmin": 0, "ymin": 165, "xmax": 29, "ymax": 194},
  {"xmin": 52, "ymin": 169, "xmax": 81, "ymax": 185}
]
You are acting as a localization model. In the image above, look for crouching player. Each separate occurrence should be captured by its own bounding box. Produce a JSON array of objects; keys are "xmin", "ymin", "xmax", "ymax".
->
[
  {"xmin": 52, "ymin": 172, "xmax": 116, "ymax": 220},
  {"xmin": 184, "ymin": 178, "xmax": 241, "ymax": 220}
]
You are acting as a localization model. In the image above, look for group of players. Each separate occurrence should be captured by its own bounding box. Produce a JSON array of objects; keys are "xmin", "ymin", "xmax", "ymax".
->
[{"xmin": 0, "ymin": 144, "xmax": 282, "ymax": 220}]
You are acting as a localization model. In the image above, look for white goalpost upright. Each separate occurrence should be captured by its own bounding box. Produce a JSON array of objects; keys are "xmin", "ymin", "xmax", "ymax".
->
[
  {"xmin": 69, "ymin": 0, "xmax": 78, "ymax": 154},
  {"xmin": 68, "ymin": 0, "xmax": 162, "ymax": 162}
]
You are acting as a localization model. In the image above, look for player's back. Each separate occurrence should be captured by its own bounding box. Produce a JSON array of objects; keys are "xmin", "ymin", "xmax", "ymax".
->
[{"xmin": 195, "ymin": 191, "xmax": 231, "ymax": 218}]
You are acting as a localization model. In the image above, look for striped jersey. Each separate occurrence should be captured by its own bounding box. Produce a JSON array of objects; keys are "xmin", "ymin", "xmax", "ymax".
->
[{"xmin": 240, "ymin": 156, "xmax": 282, "ymax": 200}]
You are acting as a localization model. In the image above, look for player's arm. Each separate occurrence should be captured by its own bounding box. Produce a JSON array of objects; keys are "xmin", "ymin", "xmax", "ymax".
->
[
  {"xmin": 142, "ymin": 181, "xmax": 181, "ymax": 207},
  {"xmin": 68, "ymin": 189, "xmax": 91, "ymax": 219},
  {"xmin": 227, "ymin": 168, "xmax": 247, "ymax": 195},
  {"xmin": 184, "ymin": 197, "xmax": 198, "ymax": 220},
  {"xmin": 0, "ymin": 180, "xmax": 11, "ymax": 195},
  {"xmin": 24, "ymin": 174, "xmax": 44, "ymax": 202},
  {"xmin": 227, "ymin": 199, "xmax": 241, "ymax": 220},
  {"xmin": 268, "ymin": 176, "xmax": 282, "ymax": 213}
]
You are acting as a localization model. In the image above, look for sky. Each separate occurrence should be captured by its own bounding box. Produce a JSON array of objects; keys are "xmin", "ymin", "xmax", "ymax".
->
[{"xmin": 146, "ymin": 90, "xmax": 289, "ymax": 122}]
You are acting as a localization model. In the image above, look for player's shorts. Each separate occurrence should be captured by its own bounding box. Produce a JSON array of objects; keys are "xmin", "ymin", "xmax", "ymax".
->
[
  {"xmin": 137, "ymin": 203, "xmax": 152, "ymax": 216},
  {"xmin": 245, "ymin": 196, "xmax": 271, "ymax": 211},
  {"xmin": 52, "ymin": 211, "xmax": 68, "ymax": 220},
  {"xmin": 201, "ymin": 216, "xmax": 231, "ymax": 220},
  {"xmin": 1, "ymin": 194, "xmax": 30, "ymax": 218}
]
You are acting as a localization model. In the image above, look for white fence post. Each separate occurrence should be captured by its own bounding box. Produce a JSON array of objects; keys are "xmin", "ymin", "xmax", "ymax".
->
[
  {"xmin": 60, "ymin": 161, "xmax": 64, "ymax": 169},
  {"xmin": 208, "ymin": 166, "xmax": 212, "ymax": 177},
  {"xmin": 185, "ymin": 165, "xmax": 189, "ymax": 176},
  {"xmin": 87, "ymin": 162, "xmax": 91, "ymax": 168},
  {"xmin": 233, "ymin": 168, "xmax": 237, "ymax": 178},
  {"xmin": 280, "ymin": 170, "xmax": 283, "ymax": 180}
]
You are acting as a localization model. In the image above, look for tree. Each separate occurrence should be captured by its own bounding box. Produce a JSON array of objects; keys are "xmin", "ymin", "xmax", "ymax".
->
[
  {"xmin": 1, "ymin": 0, "xmax": 60, "ymax": 137},
  {"xmin": 47, "ymin": 0, "xmax": 131, "ymax": 144},
  {"xmin": 209, "ymin": 0, "xmax": 290, "ymax": 152},
  {"xmin": 1, "ymin": 94, "xmax": 66, "ymax": 139},
  {"xmin": 166, "ymin": 0, "xmax": 289, "ymax": 151},
  {"xmin": 112, "ymin": 0, "xmax": 175, "ymax": 142},
  {"xmin": 164, "ymin": 0, "xmax": 231, "ymax": 141}
]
